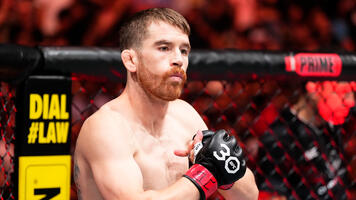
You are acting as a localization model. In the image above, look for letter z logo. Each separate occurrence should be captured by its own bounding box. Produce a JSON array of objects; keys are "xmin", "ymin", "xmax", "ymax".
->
[{"xmin": 213, "ymin": 144, "xmax": 240, "ymax": 174}]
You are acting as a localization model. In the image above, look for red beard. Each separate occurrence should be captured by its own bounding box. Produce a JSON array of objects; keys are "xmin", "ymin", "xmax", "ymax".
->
[{"xmin": 137, "ymin": 64, "xmax": 187, "ymax": 101}]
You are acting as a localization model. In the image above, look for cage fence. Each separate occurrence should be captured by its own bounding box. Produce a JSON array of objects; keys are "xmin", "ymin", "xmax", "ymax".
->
[
  {"xmin": 0, "ymin": 82, "xmax": 16, "ymax": 200},
  {"xmin": 70, "ymin": 75, "xmax": 356, "ymax": 200}
]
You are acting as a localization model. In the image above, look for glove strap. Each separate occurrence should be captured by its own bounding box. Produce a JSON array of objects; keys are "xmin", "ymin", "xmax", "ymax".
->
[{"xmin": 183, "ymin": 164, "xmax": 218, "ymax": 200}]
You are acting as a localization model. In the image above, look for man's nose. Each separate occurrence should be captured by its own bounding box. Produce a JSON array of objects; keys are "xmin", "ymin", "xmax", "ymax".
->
[{"xmin": 171, "ymin": 49, "xmax": 183, "ymax": 67}]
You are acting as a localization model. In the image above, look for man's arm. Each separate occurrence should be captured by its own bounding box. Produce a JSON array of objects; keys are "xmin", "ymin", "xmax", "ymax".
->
[
  {"xmin": 77, "ymin": 111, "xmax": 201, "ymax": 200},
  {"xmin": 174, "ymin": 100, "xmax": 259, "ymax": 200},
  {"xmin": 219, "ymin": 168, "xmax": 259, "ymax": 200}
]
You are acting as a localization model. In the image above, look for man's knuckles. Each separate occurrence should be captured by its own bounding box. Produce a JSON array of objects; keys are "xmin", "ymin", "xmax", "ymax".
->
[{"xmin": 194, "ymin": 129, "xmax": 247, "ymax": 185}]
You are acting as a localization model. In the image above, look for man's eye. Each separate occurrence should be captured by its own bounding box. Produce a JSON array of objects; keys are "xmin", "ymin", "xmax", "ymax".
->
[
  {"xmin": 159, "ymin": 46, "xmax": 169, "ymax": 51},
  {"xmin": 181, "ymin": 49, "xmax": 189, "ymax": 55}
]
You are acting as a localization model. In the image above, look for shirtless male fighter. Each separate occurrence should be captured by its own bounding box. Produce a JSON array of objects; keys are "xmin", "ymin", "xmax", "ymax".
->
[{"xmin": 74, "ymin": 7, "xmax": 258, "ymax": 200}]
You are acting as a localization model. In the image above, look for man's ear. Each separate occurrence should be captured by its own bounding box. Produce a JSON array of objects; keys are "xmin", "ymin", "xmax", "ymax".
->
[{"xmin": 121, "ymin": 49, "xmax": 138, "ymax": 72}]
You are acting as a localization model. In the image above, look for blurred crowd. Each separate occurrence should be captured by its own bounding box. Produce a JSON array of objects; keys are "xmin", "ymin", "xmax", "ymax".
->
[{"xmin": 0, "ymin": 0, "xmax": 356, "ymax": 51}]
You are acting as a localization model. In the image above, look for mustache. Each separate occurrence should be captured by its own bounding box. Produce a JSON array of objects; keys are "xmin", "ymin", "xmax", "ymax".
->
[{"xmin": 165, "ymin": 67, "xmax": 187, "ymax": 80}]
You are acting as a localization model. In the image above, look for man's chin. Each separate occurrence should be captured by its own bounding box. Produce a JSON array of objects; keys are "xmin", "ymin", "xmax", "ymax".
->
[
  {"xmin": 156, "ymin": 89, "xmax": 183, "ymax": 101},
  {"xmin": 158, "ymin": 93, "xmax": 182, "ymax": 101}
]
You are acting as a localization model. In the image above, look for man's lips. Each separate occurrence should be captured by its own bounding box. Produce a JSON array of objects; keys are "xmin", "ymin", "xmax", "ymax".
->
[
  {"xmin": 167, "ymin": 73, "xmax": 186, "ymax": 84},
  {"xmin": 170, "ymin": 73, "xmax": 184, "ymax": 79}
]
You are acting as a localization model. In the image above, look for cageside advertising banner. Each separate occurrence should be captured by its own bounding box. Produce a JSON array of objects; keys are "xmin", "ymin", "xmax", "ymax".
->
[{"xmin": 16, "ymin": 75, "xmax": 71, "ymax": 200}]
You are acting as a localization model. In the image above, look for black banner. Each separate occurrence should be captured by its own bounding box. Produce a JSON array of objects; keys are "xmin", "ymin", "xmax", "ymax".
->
[{"xmin": 16, "ymin": 75, "xmax": 71, "ymax": 156}]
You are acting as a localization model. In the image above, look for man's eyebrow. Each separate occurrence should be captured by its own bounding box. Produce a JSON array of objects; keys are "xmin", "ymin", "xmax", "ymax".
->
[
  {"xmin": 181, "ymin": 43, "xmax": 191, "ymax": 51},
  {"xmin": 154, "ymin": 40, "xmax": 172, "ymax": 46},
  {"xmin": 154, "ymin": 40, "xmax": 191, "ymax": 50}
]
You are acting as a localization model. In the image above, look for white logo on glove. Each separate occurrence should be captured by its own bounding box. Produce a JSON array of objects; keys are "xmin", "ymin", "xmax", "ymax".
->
[
  {"xmin": 213, "ymin": 144, "xmax": 240, "ymax": 174},
  {"xmin": 193, "ymin": 142, "xmax": 203, "ymax": 163}
]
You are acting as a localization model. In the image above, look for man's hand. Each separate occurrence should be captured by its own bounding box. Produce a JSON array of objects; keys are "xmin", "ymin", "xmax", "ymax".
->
[
  {"xmin": 198, "ymin": 130, "xmax": 237, "ymax": 190},
  {"xmin": 174, "ymin": 130, "xmax": 204, "ymax": 163},
  {"xmin": 176, "ymin": 130, "xmax": 245, "ymax": 190},
  {"xmin": 194, "ymin": 129, "xmax": 247, "ymax": 186},
  {"xmin": 180, "ymin": 129, "xmax": 247, "ymax": 200}
]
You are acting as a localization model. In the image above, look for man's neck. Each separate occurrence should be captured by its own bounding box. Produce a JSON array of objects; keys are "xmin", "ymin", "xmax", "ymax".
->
[{"xmin": 124, "ymin": 81, "xmax": 169, "ymax": 137}]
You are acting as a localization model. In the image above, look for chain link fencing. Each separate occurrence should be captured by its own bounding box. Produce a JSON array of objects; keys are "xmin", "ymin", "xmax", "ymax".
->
[
  {"xmin": 70, "ymin": 75, "xmax": 356, "ymax": 200},
  {"xmin": 1, "ymin": 76, "xmax": 356, "ymax": 200},
  {"xmin": 0, "ymin": 82, "xmax": 15, "ymax": 200}
]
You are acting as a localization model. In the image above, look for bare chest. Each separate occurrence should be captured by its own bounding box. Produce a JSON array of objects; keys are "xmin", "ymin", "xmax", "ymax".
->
[{"xmin": 134, "ymin": 129, "xmax": 190, "ymax": 190}]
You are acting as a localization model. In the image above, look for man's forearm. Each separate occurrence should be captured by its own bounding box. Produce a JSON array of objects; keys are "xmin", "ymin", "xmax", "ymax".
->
[{"xmin": 219, "ymin": 168, "xmax": 259, "ymax": 200}]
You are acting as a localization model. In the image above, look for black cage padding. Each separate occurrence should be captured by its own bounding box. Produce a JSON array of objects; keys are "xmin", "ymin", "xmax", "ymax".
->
[{"xmin": 1, "ymin": 45, "xmax": 356, "ymax": 82}]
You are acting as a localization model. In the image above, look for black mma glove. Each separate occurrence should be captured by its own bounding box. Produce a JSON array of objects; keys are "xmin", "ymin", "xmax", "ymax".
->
[
  {"xmin": 200, "ymin": 130, "xmax": 236, "ymax": 190},
  {"xmin": 183, "ymin": 129, "xmax": 247, "ymax": 200}
]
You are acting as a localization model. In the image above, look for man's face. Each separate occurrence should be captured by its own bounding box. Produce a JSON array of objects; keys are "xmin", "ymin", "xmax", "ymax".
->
[{"xmin": 136, "ymin": 21, "xmax": 190, "ymax": 101}]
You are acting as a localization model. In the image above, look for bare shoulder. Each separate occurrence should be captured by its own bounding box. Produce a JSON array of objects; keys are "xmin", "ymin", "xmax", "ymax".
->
[
  {"xmin": 75, "ymin": 104, "xmax": 134, "ymax": 159},
  {"xmin": 169, "ymin": 99, "xmax": 208, "ymax": 134},
  {"xmin": 170, "ymin": 99, "xmax": 200, "ymax": 116}
]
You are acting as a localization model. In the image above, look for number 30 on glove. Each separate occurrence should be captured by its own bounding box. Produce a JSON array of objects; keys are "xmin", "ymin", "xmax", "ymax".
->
[{"xmin": 183, "ymin": 129, "xmax": 247, "ymax": 200}]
